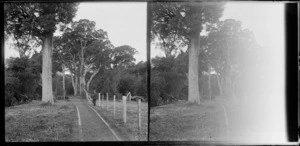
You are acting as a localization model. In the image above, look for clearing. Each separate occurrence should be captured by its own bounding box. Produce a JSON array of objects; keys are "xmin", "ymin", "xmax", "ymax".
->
[
  {"xmin": 149, "ymin": 99, "xmax": 227, "ymax": 141},
  {"xmin": 5, "ymin": 100, "xmax": 79, "ymax": 142}
]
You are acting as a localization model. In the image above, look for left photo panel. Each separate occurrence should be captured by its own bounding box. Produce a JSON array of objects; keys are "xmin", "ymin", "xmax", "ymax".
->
[{"xmin": 4, "ymin": 2, "xmax": 148, "ymax": 141}]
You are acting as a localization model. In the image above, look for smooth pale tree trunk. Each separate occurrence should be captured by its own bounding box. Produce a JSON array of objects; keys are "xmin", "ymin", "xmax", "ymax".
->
[
  {"xmin": 79, "ymin": 77, "xmax": 83, "ymax": 95},
  {"xmin": 83, "ymin": 87, "xmax": 89, "ymax": 100},
  {"xmin": 80, "ymin": 69, "xmax": 88, "ymax": 97},
  {"xmin": 71, "ymin": 75, "xmax": 78, "ymax": 96},
  {"xmin": 86, "ymin": 68, "xmax": 100, "ymax": 92},
  {"xmin": 188, "ymin": 32, "xmax": 201, "ymax": 104},
  {"xmin": 207, "ymin": 73, "xmax": 212, "ymax": 100},
  {"xmin": 62, "ymin": 64, "xmax": 66, "ymax": 99},
  {"xmin": 42, "ymin": 33, "xmax": 54, "ymax": 104},
  {"xmin": 216, "ymin": 74, "xmax": 223, "ymax": 96},
  {"xmin": 79, "ymin": 47, "xmax": 85, "ymax": 96}
]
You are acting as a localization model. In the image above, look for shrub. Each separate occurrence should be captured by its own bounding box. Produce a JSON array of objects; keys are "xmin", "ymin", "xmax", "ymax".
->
[
  {"xmin": 117, "ymin": 73, "xmax": 135, "ymax": 96},
  {"xmin": 5, "ymin": 71, "xmax": 21, "ymax": 106},
  {"xmin": 150, "ymin": 71, "xmax": 166, "ymax": 107}
]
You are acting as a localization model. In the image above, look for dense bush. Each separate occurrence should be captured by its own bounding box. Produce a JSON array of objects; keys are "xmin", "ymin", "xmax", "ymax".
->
[
  {"xmin": 90, "ymin": 62, "xmax": 147, "ymax": 101},
  {"xmin": 117, "ymin": 73, "xmax": 135, "ymax": 96},
  {"xmin": 150, "ymin": 71, "xmax": 166, "ymax": 107},
  {"xmin": 5, "ymin": 57, "xmax": 41, "ymax": 106},
  {"xmin": 5, "ymin": 71, "xmax": 21, "ymax": 106},
  {"xmin": 150, "ymin": 56, "xmax": 188, "ymax": 107}
]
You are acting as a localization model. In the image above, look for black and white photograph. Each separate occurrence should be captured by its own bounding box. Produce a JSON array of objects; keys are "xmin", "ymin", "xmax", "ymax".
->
[
  {"xmin": 3, "ymin": 0, "xmax": 298, "ymax": 145},
  {"xmin": 149, "ymin": 1, "xmax": 289, "ymax": 144},
  {"xmin": 4, "ymin": 2, "xmax": 148, "ymax": 141}
]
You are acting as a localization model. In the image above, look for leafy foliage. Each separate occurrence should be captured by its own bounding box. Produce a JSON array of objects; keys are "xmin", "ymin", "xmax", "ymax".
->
[
  {"xmin": 5, "ymin": 3, "xmax": 78, "ymax": 39},
  {"xmin": 151, "ymin": 2, "xmax": 225, "ymax": 55},
  {"xmin": 5, "ymin": 57, "xmax": 41, "ymax": 106}
]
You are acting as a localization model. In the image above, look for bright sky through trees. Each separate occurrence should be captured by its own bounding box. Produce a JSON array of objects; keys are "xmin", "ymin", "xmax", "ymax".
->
[
  {"xmin": 5, "ymin": 2, "xmax": 147, "ymax": 63},
  {"xmin": 5, "ymin": 2, "xmax": 284, "ymax": 64},
  {"xmin": 74, "ymin": 2, "xmax": 147, "ymax": 63},
  {"xmin": 151, "ymin": 2, "xmax": 285, "ymax": 59}
]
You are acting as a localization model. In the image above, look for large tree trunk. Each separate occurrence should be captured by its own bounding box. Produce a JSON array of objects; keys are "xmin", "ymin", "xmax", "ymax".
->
[
  {"xmin": 71, "ymin": 74, "xmax": 78, "ymax": 96},
  {"xmin": 42, "ymin": 33, "xmax": 54, "ymax": 104},
  {"xmin": 216, "ymin": 74, "xmax": 223, "ymax": 96},
  {"xmin": 80, "ymin": 76, "xmax": 84, "ymax": 96},
  {"xmin": 79, "ymin": 69, "xmax": 87, "ymax": 98},
  {"xmin": 188, "ymin": 31, "xmax": 201, "ymax": 104},
  {"xmin": 86, "ymin": 68, "xmax": 100, "ymax": 92},
  {"xmin": 62, "ymin": 64, "xmax": 66, "ymax": 100},
  {"xmin": 207, "ymin": 72, "xmax": 212, "ymax": 100},
  {"xmin": 79, "ymin": 46, "xmax": 85, "ymax": 96},
  {"xmin": 79, "ymin": 77, "xmax": 83, "ymax": 95}
]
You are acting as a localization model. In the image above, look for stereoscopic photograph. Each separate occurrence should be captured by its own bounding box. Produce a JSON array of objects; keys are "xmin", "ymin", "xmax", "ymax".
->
[
  {"xmin": 4, "ymin": 2, "xmax": 148, "ymax": 141},
  {"xmin": 3, "ymin": 0, "xmax": 298, "ymax": 145}
]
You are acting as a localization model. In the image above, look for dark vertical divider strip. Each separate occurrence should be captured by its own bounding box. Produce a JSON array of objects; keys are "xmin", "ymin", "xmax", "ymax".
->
[
  {"xmin": 0, "ymin": 2, "xmax": 5, "ymax": 143},
  {"xmin": 285, "ymin": 2, "xmax": 298, "ymax": 142}
]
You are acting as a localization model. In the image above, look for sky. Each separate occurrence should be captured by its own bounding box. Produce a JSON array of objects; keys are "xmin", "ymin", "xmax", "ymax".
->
[{"xmin": 73, "ymin": 2, "xmax": 147, "ymax": 63}]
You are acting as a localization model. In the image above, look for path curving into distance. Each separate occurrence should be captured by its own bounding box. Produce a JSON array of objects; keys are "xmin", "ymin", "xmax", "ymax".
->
[{"xmin": 71, "ymin": 96, "xmax": 121, "ymax": 141}]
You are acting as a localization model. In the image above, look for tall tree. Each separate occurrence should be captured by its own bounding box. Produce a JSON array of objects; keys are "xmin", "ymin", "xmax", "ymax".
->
[
  {"xmin": 151, "ymin": 2, "xmax": 224, "ymax": 104},
  {"xmin": 111, "ymin": 45, "xmax": 137, "ymax": 69},
  {"xmin": 5, "ymin": 3, "xmax": 78, "ymax": 104},
  {"xmin": 84, "ymin": 39, "xmax": 113, "ymax": 95},
  {"xmin": 57, "ymin": 19, "xmax": 113, "ymax": 98},
  {"xmin": 53, "ymin": 36, "xmax": 73, "ymax": 99},
  {"xmin": 205, "ymin": 19, "xmax": 259, "ymax": 103}
]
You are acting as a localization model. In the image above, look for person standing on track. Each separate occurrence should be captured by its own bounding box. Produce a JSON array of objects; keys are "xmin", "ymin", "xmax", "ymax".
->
[{"xmin": 92, "ymin": 90, "xmax": 97, "ymax": 106}]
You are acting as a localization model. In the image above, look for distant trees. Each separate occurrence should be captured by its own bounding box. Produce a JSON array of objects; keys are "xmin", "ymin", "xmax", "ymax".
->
[
  {"xmin": 52, "ymin": 19, "xmax": 143, "ymax": 100},
  {"xmin": 204, "ymin": 19, "xmax": 260, "ymax": 103}
]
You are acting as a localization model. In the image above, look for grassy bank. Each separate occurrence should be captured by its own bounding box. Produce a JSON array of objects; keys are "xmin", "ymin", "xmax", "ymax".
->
[
  {"xmin": 92, "ymin": 99, "xmax": 148, "ymax": 141},
  {"xmin": 5, "ymin": 100, "xmax": 79, "ymax": 142},
  {"xmin": 149, "ymin": 99, "xmax": 227, "ymax": 141}
]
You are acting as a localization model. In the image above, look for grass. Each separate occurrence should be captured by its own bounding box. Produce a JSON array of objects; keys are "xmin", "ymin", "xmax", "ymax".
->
[
  {"xmin": 92, "ymin": 99, "xmax": 148, "ymax": 141},
  {"xmin": 149, "ymin": 99, "xmax": 227, "ymax": 141},
  {"xmin": 5, "ymin": 100, "xmax": 79, "ymax": 142}
]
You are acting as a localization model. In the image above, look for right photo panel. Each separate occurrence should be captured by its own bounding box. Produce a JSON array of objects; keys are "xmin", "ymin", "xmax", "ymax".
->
[{"xmin": 149, "ymin": 1, "xmax": 287, "ymax": 144}]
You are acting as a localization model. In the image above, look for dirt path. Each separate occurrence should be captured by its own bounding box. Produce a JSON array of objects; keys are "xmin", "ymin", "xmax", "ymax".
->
[{"xmin": 70, "ymin": 97, "xmax": 120, "ymax": 141}]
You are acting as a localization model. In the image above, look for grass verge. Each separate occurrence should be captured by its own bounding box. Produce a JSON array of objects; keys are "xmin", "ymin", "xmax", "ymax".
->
[
  {"xmin": 5, "ymin": 100, "xmax": 79, "ymax": 142},
  {"xmin": 149, "ymin": 99, "xmax": 227, "ymax": 141},
  {"xmin": 92, "ymin": 99, "xmax": 148, "ymax": 141}
]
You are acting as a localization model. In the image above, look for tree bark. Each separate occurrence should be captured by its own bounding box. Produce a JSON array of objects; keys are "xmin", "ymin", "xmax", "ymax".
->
[
  {"xmin": 216, "ymin": 73, "xmax": 223, "ymax": 96},
  {"xmin": 207, "ymin": 72, "xmax": 212, "ymax": 100},
  {"xmin": 79, "ymin": 46, "xmax": 85, "ymax": 96},
  {"xmin": 71, "ymin": 75, "xmax": 78, "ymax": 96},
  {"xmin": 62, "ymin": 64, "xmax": 66, "ymax": 100},
  {"xmin": 86, "ymin": 68, "xmax": 100, "ymax": 92},
  {"xmin": 42, "ymin": 33, "xmax": 54, "ymax": 104},
  {"xmin": 71, "ymin": 74, "xmax": 76, "ymax": 95},
  {"xmin": 188, "ymin": 30, "xmax": 201, "ymax": 104}
]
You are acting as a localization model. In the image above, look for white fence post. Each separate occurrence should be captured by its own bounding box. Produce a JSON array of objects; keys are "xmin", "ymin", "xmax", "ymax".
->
[
  {"xmin": 123, "ymin": 96, "xmax": 127, "ymax": 123},
  {"xmin": 98, "ymin": 93, "xmax": 100, "ymax": 107},
  {"xmin": 113, "ymin": 95, "xmax": 116, "ymax": 119},
  {"xmin": 102, "ymin": 94, "xmax": 104, "ymax": 108},
  {"xmin": 138, "ymin": 98, "xmax": 141, "ymax": 135},
  {"xmin": 106, "ymin": 93, "xmax": 108, "ymax": 111}
]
